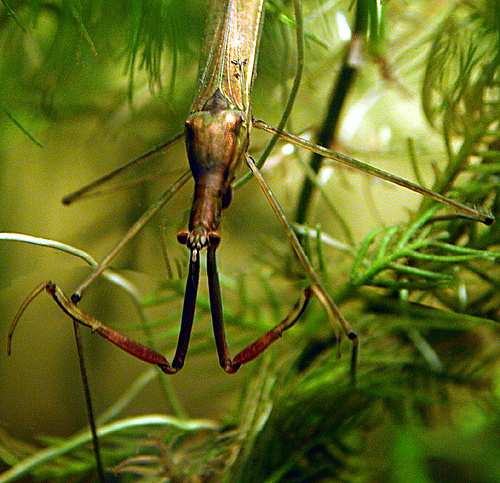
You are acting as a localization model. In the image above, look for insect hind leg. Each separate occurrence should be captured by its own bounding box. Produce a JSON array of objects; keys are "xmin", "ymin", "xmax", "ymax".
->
[
  {"xmin": 7, "ymin": 280, "xmax": 197, "ymax": 375},
  {"xmin": 244, "ymin": 155, "xmax": 358, "ymax": 382}
]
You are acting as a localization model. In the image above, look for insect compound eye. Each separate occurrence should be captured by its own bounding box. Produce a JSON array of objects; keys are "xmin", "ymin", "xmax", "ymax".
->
[{"xmin": 177, "ymin": 230, "xmax": 189, "ymax": 245}]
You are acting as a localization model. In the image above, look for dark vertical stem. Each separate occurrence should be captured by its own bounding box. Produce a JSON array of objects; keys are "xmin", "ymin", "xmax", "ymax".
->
[
  {"xmin": 294, "ymin": 1, "xmax": 367, "ymax": 226},
  {"xmin": 72, "ymin": 323, "xmax": 106, "ymax": 482}
]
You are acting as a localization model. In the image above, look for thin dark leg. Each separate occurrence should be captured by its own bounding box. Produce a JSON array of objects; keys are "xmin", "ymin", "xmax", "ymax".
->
[
  {"xmin": 244, "ymin": 155, "xmax": 358, "ymax": 382},
  {"xmin": 207, "ymin": 246, "xmax": 312, "ymax": 374},
  {"xmin": 64, "ymin": 255, "xmax": 199, "ymax": 372},
  {"xmin": 207, "ymin": 247, "xmax": 230, "ymax": 369}
]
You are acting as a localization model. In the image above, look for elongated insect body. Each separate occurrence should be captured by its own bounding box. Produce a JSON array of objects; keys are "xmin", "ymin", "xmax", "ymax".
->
[
  {"xmin": 181, "ymin": 91, "xmax": 248, "ymax": 259},
  {"xmin": 179, "ymin": 0, "xmax": 264, "ymax": 259},
  {"xmin": 193, "ymin": 0, "xmax": 264, "ymax": 116},
  {"xmin": 9, "ymin": 0, "xmax": 492, "ymax": 377}
]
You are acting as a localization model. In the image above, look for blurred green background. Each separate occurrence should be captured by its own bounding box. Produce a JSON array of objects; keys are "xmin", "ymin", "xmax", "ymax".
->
[{"xmin": 0, "ymin": 0, "xmax": 498, "ymax": 481}]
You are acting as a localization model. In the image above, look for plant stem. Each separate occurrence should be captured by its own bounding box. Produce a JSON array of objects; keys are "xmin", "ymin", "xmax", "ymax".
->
[
  {"xmin": 0, "ymin": 415, "xmax": 219, "ymax": 482},
  {"xmin": 294, "ymin": 2, "xmax": 366, "ymax": 226},
  {"xmin": 420, "ymin": 125, "xmax": 485, "ymax": 214}
]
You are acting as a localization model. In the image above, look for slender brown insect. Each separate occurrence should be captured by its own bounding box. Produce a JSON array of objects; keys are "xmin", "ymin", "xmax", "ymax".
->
[{"xmin": 8, "ymin": 0, "xmax": 493, "ymax": 380}]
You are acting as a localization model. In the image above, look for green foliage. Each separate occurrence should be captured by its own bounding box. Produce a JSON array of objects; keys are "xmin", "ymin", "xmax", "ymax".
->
[
  {"xmin": 422, "ymin": 0, "xmax": 499, "ymax": 139},
  {"xmin": 0, "ymin": 0, "xmax": 498, "ymax": 482}
]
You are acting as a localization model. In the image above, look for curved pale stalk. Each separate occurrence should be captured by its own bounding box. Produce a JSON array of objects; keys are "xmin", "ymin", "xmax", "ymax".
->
[
  {"xmin": 0, "ymin": 415, "xmax": 219, "ymax": 483},
  {"xmin": 1, "ymin": 233, "xmax": 186, "ymax": 417}
]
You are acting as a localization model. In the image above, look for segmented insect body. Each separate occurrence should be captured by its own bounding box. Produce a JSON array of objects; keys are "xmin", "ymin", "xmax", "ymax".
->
[{"xmin": 180, "ymin": 0, "xmax": 264, "ymax": 260}]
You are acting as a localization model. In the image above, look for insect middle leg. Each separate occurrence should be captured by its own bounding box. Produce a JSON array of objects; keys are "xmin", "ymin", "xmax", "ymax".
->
[
  {"xmin": 245, "ymin": 155, "xmax": 359, "ymax": 381},
  {"xmin": 71, "ymin": 169, "xmax": 191, "ymax": 302}
]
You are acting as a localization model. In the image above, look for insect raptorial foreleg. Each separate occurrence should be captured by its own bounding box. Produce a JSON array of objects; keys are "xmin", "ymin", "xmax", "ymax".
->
[
  {"xmin": 7, "ymin": 273, "xmax": 202, "ymax": 374},
  {"xmin": 245, "ymin": 155, "xmax": 358, "ymax": 381},
  {"xmin": 207, "ymin": 246, "xmax": 312, "ymax": 373},
  {"xmin": 167, "ymin": 256, "xmax": 200, "ymax": 370}
]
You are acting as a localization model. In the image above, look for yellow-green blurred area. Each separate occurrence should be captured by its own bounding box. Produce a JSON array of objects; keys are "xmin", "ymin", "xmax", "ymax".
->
[{"xmin": 0, "ymin": 0, "xmax": 498, "ymax": 481}]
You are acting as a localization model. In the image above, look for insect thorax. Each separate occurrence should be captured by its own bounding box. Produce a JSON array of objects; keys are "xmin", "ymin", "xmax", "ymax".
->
[{"xmin": 182, "ymin": 90, "xmax": 248, "ymax": 253}]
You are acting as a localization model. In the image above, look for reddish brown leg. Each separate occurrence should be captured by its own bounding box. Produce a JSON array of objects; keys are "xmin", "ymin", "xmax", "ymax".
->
[
  {"xmin": 206, "ymin": 246, "xmax": 312, "ymax": 374},
  {"xmin": 8, "ymin": 258, "xmax": 201, "ymax": 374}
]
